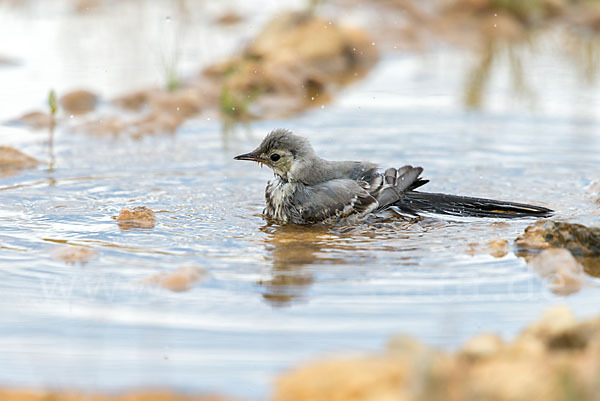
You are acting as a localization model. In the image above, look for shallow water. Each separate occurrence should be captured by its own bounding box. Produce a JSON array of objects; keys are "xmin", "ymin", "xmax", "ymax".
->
[{"xmin": 1, "ymin": 2, "xmax": 600, "ymax": 400}]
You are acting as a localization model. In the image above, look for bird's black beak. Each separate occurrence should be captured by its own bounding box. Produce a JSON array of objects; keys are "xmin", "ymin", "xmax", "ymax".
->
[{"xmin": 234, "ymin": 152, "xmax": 260, "ymax": 162}]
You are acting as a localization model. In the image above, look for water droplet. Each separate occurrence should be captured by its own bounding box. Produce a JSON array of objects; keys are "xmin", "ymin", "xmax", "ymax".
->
[
  {"xmin": 371, "ymin": 42, "xmax": 376, "ymax": 46},
  {"xmin": 311, "ymin": 96, "xmax": 315, "ymax": 101},
  {"xmin": 494, "ymin": 13, "xmax": 497, "ymax": 16},
  {"xmin": 494, "ymin": 24, "xmax": 497, "ymax": 27},
  {"xmin": 69, "ymin": 115, "xmax": 74, "ymax": 119},
  {"xmin": 176, "ymin": 107, "xmax": 180, "ymax": 111},
  {"xmin": 328, "ymin": 21, "xmax": 332, "ymax": 25},
  {"xmin": 320, "ymin": 105, "xmax": 325, "ymax": 110},
  {"xmin": 207, "ymin": 117, "xmax": 211, "ymax": 120},
  {"xmin": 352, "ymin": 47, "xmax": 356, "ymax": 51},
  {"xmin": 231, "ymin": 107, "xmax": 235, "ymax": 111}
]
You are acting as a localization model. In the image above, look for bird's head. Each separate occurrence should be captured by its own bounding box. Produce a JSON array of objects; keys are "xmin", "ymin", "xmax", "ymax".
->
[{"xmin": 234, "ymin": 129, "xmax": 316, "ymax": 181}]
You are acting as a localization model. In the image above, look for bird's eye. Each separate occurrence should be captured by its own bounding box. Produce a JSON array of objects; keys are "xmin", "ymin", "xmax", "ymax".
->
[{"xmin": 270, "ymin": 153, "xmax": 281, "ymax": 162}]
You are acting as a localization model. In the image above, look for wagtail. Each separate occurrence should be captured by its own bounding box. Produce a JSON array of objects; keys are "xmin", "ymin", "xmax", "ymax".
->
[{"xmin": 234, "ymin": 129, "xmax": 552, "ymax": 224}]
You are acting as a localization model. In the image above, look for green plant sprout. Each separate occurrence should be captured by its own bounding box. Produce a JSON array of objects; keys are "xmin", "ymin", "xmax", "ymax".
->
[{"xmin": 48, "ymin": 89, "xmax": 57, "ymax": 116}]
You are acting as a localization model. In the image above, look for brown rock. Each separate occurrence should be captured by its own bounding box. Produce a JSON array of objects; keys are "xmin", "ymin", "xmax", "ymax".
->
[
  {"xmin": 215, "ymin": 12, "xmax": 243, "ymax": 25},
  {"xmin": 464, "ymin": 356, "xmax": 556, "ymax": 401},
  {"xmin": 467, "ymin": 238, "xmax": 510, "ymax": 258},
  {"xmin": 143, "ymin": 265, "xmax": 207, "ymax": 292},
  {"xmin": 461, "ymin": 333, "xmax": 504, "ymax": 360},
  {"xmin": 80, "ymin": 116, "xmax": 128, "ymax": 136},
  {"xmin": 51, "ymin": 246, "xmax": 98, "ymax": 265},
  {"xmin": 113, "ymin": 89, "xmax": 153, "ymax": 111},
  {"xmin": 249, "ymin": 13, "xmax": 347, "ymax": 66},
  {"xmin": 509, "ymin": 334, "xmax": 546, "ymax": 358},
  {"xmin": 248, "ymin": 12, "xmax": 378, "ymax": 78},
  {"xmin": 206, "ymin": 11, "xmax": 378, "ymax": 120},
  {"xmin": 488, "ymin": 238, "xmax": 510, "ymax": 257},
  {"xmin": 523, "ymin": 306, "xmax": 576, "ymax": 339},
  {"xmin": 515, "ymin": 220, "xmax": 600, "ymax": 278},
  {"xmin": 387, "ymin": 335, "xmax": 432, "ymax": 359},
  {"xmin": 74, "ymin": 0, "xmax": 101, "ymax": 14},
  {"xmin": 116, "ymin": 206, "xmax": 156, "ymax": 229},
  {"xmin": 15, "ymin": 111, "xmax": 53, "ymax": 129},
  {"xmin": 274, "ymin": 356, "xmax": 410, "ymax": 401},
  {"xmin": 275, "ymin": 306, "xmax": 600, "ymax": 401},
  {"xmin": 130, "ymin": 111, "xmax": 184, "ymax": 138},
  {"xmin": 0, "ymin": 146, "xmax": 39, "ymax": 176},
  {"xmin": 515, "ymin": 220, "xmax": 600, "ymax": 257},
  {"xmin": 59, "ymin": 89, "xmax": 98, "ymax": 115},
  {"xmin": 520, "ymin": 306, "xmax": 598, "ymax": 350},
  {"xmin": 64, "ymin": 11, "xmax": 378, "ymax": 131},
  {"xmin": 148, "ymin": 88, "xmax": 203, "ymax": 118}
]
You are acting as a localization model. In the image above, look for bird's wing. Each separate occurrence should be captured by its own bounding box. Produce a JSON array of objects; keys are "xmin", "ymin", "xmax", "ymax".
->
[
  {"xmin": 362, "ymin": 165, "xmax": 427, "ymax": 210},
  {"xmin": 294, "ymin": 179, "xmax": 379, "ymax": 223}
]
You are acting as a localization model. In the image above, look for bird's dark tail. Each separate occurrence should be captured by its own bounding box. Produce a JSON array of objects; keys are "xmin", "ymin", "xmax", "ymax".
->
[{"xmin": 396, "ymin": 191, "xmax": 553, "ymax": 219}]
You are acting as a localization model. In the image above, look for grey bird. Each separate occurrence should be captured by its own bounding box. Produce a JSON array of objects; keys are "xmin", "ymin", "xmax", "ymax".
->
[{"xmin": 234, "ymin": 128, "xmax": 553, "ymax": 225}]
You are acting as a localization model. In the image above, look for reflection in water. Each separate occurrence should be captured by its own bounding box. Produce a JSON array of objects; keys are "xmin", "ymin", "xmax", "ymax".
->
[
  {"xmin": 257, "ymin": 219, "xmax": 423, "ymax": 307},
  {"xmin": 47, "ymin": 118, "xmax": 56, "ymax": 173},
  {"xmin": 464, "ymin": 28, "xmax": 600, "ymax": 111},
  {"xmin": 258, "ymin": 224, "xmax": 328, "ymax": 306},
  {"xmin": 464, "ymin": 37, "xmax": 537, "ymax": 109},
  {"xmin": 563, "ymin": 31, "xmax": 600, "ymax": 84}
]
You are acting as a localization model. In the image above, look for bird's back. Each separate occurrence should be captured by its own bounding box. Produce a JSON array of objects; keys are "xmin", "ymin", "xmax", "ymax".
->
[{"xmin": 328, "ymin": 160, "xmax": 379, "ymax": 182}]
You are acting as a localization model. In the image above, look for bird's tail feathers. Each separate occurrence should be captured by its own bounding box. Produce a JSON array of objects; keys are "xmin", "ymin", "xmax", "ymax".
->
[{"xmin": 397, "ymin": 191, "xmax": 553, "ymax": 219}]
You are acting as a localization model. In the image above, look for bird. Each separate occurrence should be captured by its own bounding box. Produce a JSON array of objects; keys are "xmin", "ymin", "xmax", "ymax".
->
[{"xmin": 234, "ymin": 128, "xmax": 553, "ymax": 225}]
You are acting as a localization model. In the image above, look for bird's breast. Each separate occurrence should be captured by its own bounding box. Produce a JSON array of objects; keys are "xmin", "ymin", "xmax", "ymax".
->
[{"xmin": 264, "ymin": 179, "xmax": 299, "ymax": 223}]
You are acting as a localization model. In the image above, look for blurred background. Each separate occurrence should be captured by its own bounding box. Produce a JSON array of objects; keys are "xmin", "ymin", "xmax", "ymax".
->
[{"xmin": 1, "ymin": 0, "xmax": 600, "ymax": 400}]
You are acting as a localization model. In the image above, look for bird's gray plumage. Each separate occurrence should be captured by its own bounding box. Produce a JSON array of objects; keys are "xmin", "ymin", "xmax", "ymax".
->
[{"xmin": 234, "ymin": 128, "xmax": 553, "ymax": 225}]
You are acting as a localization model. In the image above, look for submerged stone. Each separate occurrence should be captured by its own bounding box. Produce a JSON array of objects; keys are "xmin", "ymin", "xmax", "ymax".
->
[
  {"xmin": 115, "ymin": 206, "xmax": 156, "ymax": 229},
  {"xmin": 143, "ymin": 265, "xmax": 207, "ymax": 292},
  {"xmin": 51, "ymin": 246, "xmax": 98, "ymax": 265}
]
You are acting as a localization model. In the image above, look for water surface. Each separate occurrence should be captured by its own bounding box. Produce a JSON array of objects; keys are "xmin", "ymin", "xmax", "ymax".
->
[{"xmin": 1, "ymin": 3, "xmax": 600, "ymax": 399}]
